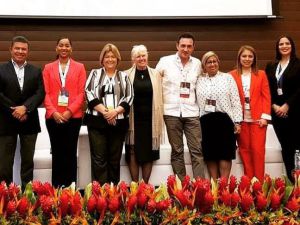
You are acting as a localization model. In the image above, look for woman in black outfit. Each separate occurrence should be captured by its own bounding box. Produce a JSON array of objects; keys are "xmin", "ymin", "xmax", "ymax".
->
[
  {"xmin": 265, "ymin": 36, "xmax": 300, "ymax": 181},
  {"xmin": 124, "ymin": 45, "xmax": 163, "ymax": 183}
]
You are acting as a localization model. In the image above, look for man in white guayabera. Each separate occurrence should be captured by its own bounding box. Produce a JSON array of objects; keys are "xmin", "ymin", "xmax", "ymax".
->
[{"xmin": 156, "ymin": 32, "xmax": 205, "ymax": 180}]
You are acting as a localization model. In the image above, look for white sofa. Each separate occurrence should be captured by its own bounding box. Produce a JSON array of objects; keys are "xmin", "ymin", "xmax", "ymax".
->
[{"xmin": 13, "ymin": 108, "xmax": 285, "ymax": 188}]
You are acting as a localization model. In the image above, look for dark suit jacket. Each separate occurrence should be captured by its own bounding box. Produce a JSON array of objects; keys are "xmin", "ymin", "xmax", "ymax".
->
[
  {"xmin": 0, "ymin": 61, "xmax": 45, "ymax": 135},
  {"xmin": 265, "ymin": 57, "xmax": 300, "ymax": 122}
]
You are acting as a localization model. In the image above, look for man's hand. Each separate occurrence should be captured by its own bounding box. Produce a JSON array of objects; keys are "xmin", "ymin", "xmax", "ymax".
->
[
  {"xmin": 19, "ymin": 114, "xmax": 28, "ymax": 122},
  {"xmin": 11, "ymin": 105, "xmax": 27, "ymax": 119}
]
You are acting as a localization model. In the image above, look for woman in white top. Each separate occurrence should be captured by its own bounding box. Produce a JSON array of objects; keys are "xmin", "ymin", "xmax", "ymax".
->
[{"xmin": 196, "ymin": 51, "xmax": 242, "ymax": 180}]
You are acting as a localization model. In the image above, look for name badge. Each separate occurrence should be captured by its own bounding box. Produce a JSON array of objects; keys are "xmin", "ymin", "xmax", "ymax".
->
[
  {"xmin": 106, "ymin": 94, "xmax": 115, "ymax": 110},
  {"xmin": 58, "ymin": 89, "xmax": 69, "ymax": 107},
  {"xmin": 277, "ymin": 88, "xmax": 283, "ymax": 96},
  {"xmin": 244, "ymin": 97, "xmax": 250, "ymax": 110},
  {"xmin": 204, "ymin": 99, "xmax": 216, "ymax": 112},
  {"xmin": 180, "ymin": 82, "xmax": 190, "ymax": 98}
]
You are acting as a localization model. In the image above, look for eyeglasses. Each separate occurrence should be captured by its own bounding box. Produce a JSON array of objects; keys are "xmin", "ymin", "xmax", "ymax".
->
[{"xmin": 206, "ymin": 60, "xmax": 218, "ymax": 65}]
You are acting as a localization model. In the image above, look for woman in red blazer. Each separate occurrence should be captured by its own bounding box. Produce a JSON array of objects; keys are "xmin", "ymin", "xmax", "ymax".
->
[
  {"xmin": 43, "ymin": 37, "xmax": 86, "ymax": 187},
  {"xmin": 230, "ymin": 45, "xmax": 271, "ymax": 182}
]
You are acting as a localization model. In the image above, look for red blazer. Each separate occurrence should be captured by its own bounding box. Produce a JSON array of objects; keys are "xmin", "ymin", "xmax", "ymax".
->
[
  {"xmin": 230, "ymin": 69, "xmax": 271, "ymax": 121},
  {"xmin": 43, "ymin": 59, "xmax": 86, "ymax": 119}
]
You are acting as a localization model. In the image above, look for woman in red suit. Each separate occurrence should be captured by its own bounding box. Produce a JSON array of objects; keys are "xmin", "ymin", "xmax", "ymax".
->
[
  {"xmin": 230, "ymin": 45, "xmax": 271, "ymax": 182},
  {"xmin": 43, "ymin": 37, "xmax": 86, "ymax": 187}
]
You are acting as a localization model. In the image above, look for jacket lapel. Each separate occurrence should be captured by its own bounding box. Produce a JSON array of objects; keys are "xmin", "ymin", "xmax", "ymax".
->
[
  {"xmin": 250, "ymin": 72, "xmax": 256, "ymax": 97},
  {"xmin": 65, "ymin": 59, "xmax": 74, "ymax": 88},
  {"xmin": 7, "ymin": 61, "xmax": 22, "ymax": 93},
  {"xmin": 53, "ymin": 60, "xmax": 62, "ymax": 88}
]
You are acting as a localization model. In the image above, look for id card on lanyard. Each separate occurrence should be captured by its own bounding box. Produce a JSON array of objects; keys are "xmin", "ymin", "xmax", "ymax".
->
[
  {"xmin": 58, "ymin": 88, "xmax": 69, "ymax": 107},
  {"xmin": 58, "ymin": 60, "xmax": 70, "ymax": 106},
  {"xmin": 204, "ymin": 99, "xmax": 216, "ymax": 112},
  {"xmin": 104, "ymin": 76, "xmax": 116, "ymax": 110},
  {"xmin": 180, "ymin": 82, "xmax": 190, "ymax": 98},
  {"xmin": 276, "ymin": 62, "xmax": 287, "ymax": 96}
]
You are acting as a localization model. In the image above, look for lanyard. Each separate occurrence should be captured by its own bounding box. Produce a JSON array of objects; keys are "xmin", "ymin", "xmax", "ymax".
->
[
  {"xmin": 275, "ymin": 61, "xmax": 288, "ymax": 88},
  {"xmin": 59, "ymin": 60, "xmax": 70, "ymax": 88},
  {"xmin": 103, "ymin": 73, "xmax": 116, "ymax": 93},
  {"xmin": 241, "ymin": 73, "xmax": 251, "ymax": 98},
  {"xmin": 207, "ymin": 74, "xmax": 216, "ymax": 100}
]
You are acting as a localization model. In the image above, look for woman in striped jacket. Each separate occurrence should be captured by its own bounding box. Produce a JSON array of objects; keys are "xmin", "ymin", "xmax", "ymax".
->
[{"xmin": 84, "ymin": 43, "xmax": 134, "ymax": 184}]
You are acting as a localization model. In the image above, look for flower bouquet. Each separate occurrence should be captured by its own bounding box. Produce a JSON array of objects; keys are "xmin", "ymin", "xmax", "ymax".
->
[{"xmin": 0, "ymin": 170, "xmax": 299, "ymax": 225}]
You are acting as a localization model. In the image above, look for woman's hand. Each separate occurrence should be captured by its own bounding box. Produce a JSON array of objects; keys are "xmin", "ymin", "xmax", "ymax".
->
[
  {"xmin": 103, "ymin": 109, "xmax": 118, "ymax": 120},
  {"xmin": 273, "ymin": 103, "xmax": 289, "ymax": 118},
  {"xmin": 257, "ymin": 118, "xmax": 268, "ymax": 127},
  {"xmin": 52, "ymin": 112, "xmax": 68, "ymax": 124},
  {"xmin": 62, "ymin": 110, "xmax": 72, "ymax": 121},
  {"xmin": 107, "ymin": 118, "xmax": 117, "ymax": 126},
  {"xmin": 234, "ymin": 124, "xmax": 241, "ymax": 134}
]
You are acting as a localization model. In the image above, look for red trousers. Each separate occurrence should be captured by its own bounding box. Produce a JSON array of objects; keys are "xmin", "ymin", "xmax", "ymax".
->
[{"xmin": 237, "ymin": 122, "xmax": 267, "ymax": 182}]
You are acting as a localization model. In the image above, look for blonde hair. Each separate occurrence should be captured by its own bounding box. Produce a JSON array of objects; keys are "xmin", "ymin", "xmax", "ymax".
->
[
  {"xmin": 131, "ymin": 45, "xmax": 148, "ymax": 61},
  {"xmin": 201, "ymin": 51, "xmax": 220, "ymax": 74},
  {"xmin": 99, "ymin": 43, "xmax": 121, "ymax": 66}
]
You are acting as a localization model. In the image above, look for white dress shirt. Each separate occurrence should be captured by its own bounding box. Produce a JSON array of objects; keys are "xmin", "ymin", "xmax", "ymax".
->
[
  {"xmin": 12, "ymin": 59, "xmax": 27, "ymax": 91},
  {"xmin": 156, "ymin": 53, "xmax": 201, "ymax": 117}
]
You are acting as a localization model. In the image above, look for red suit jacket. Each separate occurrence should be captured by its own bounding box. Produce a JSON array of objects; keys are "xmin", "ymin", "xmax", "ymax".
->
[
  {"xmin": 230, "ymin": 70, "xmax": 271, "ymax": 120},
  {"xmin": 43, "ymin": 59, "xmax": 86, "ymax": 119}
]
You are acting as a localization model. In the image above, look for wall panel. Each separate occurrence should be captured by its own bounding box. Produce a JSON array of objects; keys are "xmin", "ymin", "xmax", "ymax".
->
[{"xmin": 0, "ymin": 0, "xmax": 299, "ymax": 73}]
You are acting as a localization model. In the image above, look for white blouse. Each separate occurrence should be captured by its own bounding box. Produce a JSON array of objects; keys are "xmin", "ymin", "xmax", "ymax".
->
[{"xmin": 196, "ymin": 71, "xmax": 243, "ymax": 123}]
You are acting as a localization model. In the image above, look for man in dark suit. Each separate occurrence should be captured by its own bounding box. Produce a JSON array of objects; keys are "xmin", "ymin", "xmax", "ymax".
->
[{"xmin": 0, "ymin": 36, "xmax": 45, "ymax": 188}]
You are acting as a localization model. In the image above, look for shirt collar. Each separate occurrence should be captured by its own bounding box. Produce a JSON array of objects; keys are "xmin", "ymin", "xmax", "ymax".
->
[
  {"xmin": 11, "ymin": 59, "xmax": 27, "ymax": 69},
  {"xmin": 175, "ymin": 52, "xmax": 193, "ymax": 64}
]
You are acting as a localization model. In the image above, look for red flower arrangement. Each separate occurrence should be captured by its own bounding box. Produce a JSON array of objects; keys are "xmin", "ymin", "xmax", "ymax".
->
[{"xmin": 0, "ymin": 171, "xmax": 299, "ymax": 225}]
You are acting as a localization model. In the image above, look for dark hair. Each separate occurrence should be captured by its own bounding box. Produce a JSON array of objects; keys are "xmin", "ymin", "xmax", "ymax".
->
[
  {"xmin": 56, "ymin": 37, "xmax": 72, "ymax": 46},
  {"xmin": 11, "ymin": 36, "xmax": 29, "ymax": 48},
  {"xmin": 177, "ymin": 32, "xmax": 195, "ymax": 45},
  {"xmin": 236, "ymin": 45, "xmax": 258, "ymax": 75},
  {"xmin": 275, "ymin": 36, "xmax": 297, "ymax": 60},
  {"xmin": 56, "ymin": 37, "xmax": 72, "ymax": 59}
]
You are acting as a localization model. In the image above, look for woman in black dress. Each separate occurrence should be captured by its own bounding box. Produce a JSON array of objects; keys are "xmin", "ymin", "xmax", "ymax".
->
[
  {"xmin": 125, "ymin": 45, "xmax": 163, "ymax": 183},
  {"xmin": 265, "ymin": 36, "xmax": 300, "ymax": 181}
]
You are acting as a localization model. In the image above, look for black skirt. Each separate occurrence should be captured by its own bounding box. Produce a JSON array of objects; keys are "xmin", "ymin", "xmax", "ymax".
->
[{"xmin": 200, "ymin": 112, "xmax": 236, "ymax": 161}]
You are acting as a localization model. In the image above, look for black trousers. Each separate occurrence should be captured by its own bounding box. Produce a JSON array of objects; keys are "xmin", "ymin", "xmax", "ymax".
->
[
  {"xmin": 0, "ymin": 133, "xmax": 37, "ymax": 188},
  {"xmin": 272, "ymin": 114, "xmax": 296, "ymax": 181},
  {"xmin": 87, "ymin": 126, "xmax": 126, "ymax": 185},
  {"xmin": 46, "ymin": 118, "xmax": 82, "ymax": 188}
]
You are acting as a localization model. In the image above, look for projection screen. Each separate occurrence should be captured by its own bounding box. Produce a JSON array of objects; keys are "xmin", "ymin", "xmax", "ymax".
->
[{"xmin": 0, "ymin": 0, "xmax": 275, "ymax": 19}]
